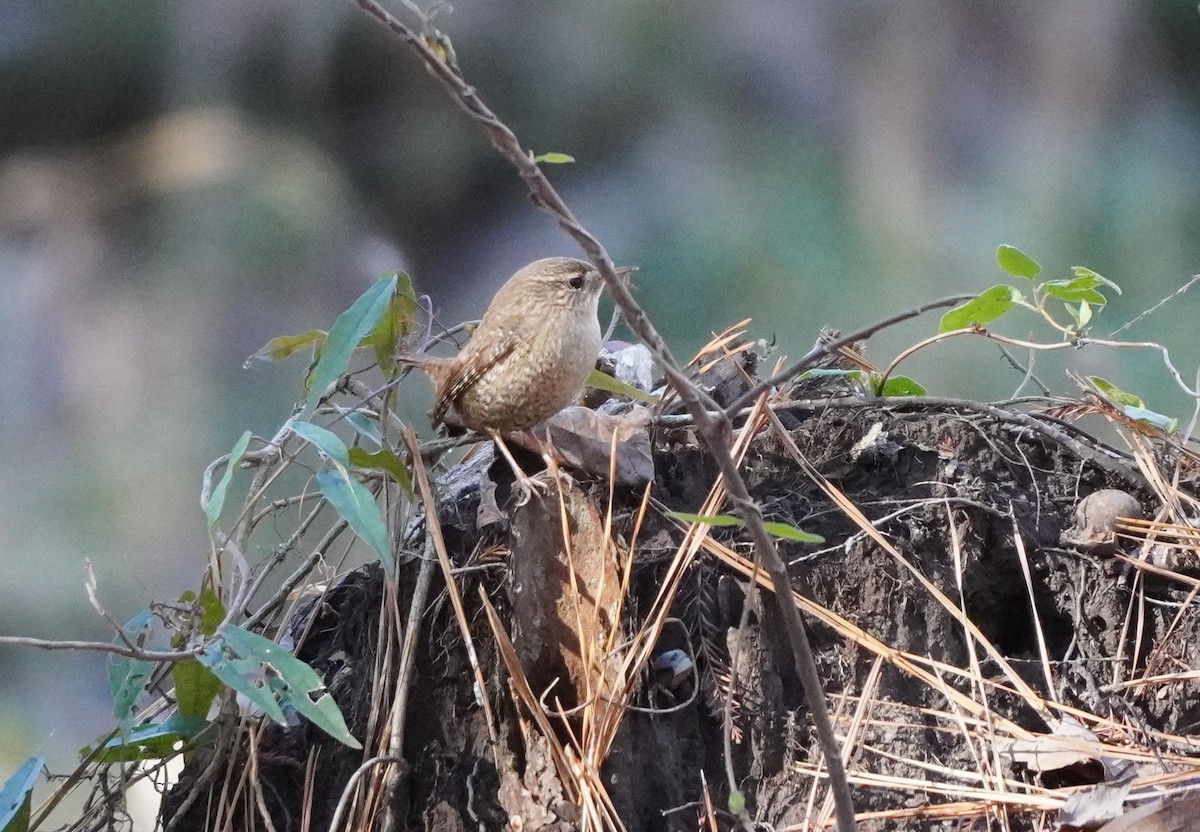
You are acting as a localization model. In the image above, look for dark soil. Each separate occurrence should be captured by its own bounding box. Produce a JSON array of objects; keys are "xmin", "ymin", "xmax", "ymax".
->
[{"xmin": 163, "ymin": 360, "xmax": 1200, "ymax": 831}]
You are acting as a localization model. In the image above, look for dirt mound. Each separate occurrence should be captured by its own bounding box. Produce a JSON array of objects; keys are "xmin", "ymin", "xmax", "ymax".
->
[{"xmin": 164, "ymin": 351, "xmax": 1200, "ymax": 831}]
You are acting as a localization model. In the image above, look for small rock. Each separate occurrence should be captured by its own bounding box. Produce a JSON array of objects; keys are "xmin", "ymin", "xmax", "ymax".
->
[{"xmin": 1061, "ymin": 489, "xmax": 1144, "ymax": 553}]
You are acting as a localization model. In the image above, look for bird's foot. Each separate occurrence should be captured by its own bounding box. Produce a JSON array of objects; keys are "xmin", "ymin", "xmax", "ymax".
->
[{"xmin": 510, "ymin": 470, "xmax": 551, "ymax": 508}]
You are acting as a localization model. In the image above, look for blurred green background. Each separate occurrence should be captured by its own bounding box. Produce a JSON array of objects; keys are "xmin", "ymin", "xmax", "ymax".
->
[{"xmin": 2, "ymin": 0, "xmax": 1200, "ymax": 790}]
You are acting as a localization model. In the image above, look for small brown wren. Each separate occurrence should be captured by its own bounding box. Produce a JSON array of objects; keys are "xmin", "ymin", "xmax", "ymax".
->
[{"xmin": 406, "ymin": 257, "xmax": 617, "ymax": 435}]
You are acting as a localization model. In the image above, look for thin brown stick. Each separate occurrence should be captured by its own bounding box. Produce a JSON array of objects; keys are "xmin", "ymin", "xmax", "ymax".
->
[
  {"xmin": 0, "ymin": 635, "xmax": 196, "ymax": 662},
  {"xmin": 402, "ymin": 426, "xmax": 499, "ymax": 752}
]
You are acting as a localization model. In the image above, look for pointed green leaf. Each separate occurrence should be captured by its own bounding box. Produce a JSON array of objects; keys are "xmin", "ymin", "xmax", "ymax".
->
[
  {"xmin": 86, "ymin": 714, "xmax": 208, "ymax": 763},
  {"xmin": 1088, "ymin": 376, "xmax": 1144, "ymax": 408},
  {"xmin": 1071, "ymin": 266, "xmax": 1120, "ymax": 294},
  {"xmin": 665, "ymin": 511, "xmax": 744, "ymax": 527},
  {"xmin": 303, "ymin": 274, "xmax": 398, "ymax": 416},
  {"xmin": 316, "ymin": 469, "xmax": 394, "ymax": 576},
  {"xmin": 197, "ymin": 587, "xmax": 224, "ymax": 636},
  {"xmin": 244, "ymin": 330, "xmax": 327, "ymax": 367},
  {"xmin": 197, "ymin": 638, "xmax": 287, "ymax": 726},
  {"xmin": 365, "ymin": 272, "xmax": 417, "ymax": 377},
  {"xmin": 1042, "ymin": 281, "xmax": 1107, "ymax": 305},
  {"xmin": 204, "ymin": 431, "xmax": 253, "ymax": 531},
  {"xmin": 533, "ymin": 152, "xmax": 575, "ymax": 164},
  {"xmin": 996, "ymin": 245, "xmax": 1041, "ymax": 279},
  {"xmin": 1122, "ymin": 405, "xmax": 1177, "ymax": 433},
  {"xmin": 343, "ymin": 411, "xmax": 383, "ymax": 447},
  {"xmin": 108, "ymin": 610, "xmax": 155, "ymax": 723},
  {"xmin": 762, "ymin": 522, "xmax": 824, "ymax": 543},
  {"xmin": 1042, "ymin": 267, "xmax": 1111, "ymax": 303},
  {"xmin": 348, "ymin": 447, "xmax": 412, "ymax": 494},
  {"xmin": 1074, "ymin": 301, "xmax": 1093, "ymax": 330},
  {"xmin": 586, "ymin": 368, "xmax": 659, "ymax": 404},
  {"xmin": 938, "ymin": 285, "xmax": 1022, "ymax": 333},
  {"xmin": 289, "ymin": 421, "xmax": 350, "ymax": 468},
  {"xmin": 876, "ymin": 375, "xmax": 926, "ymax": 397},
  {"xmin": 216, "ymin": 626, "xmax": 362, "ymax": 749},
  {"xmin": 173, "ymin": 658, "xmax": 222, "ymax": 721},
  {"xmin": 0, "ymin": 756, "xmax": 41, "ymax": 832}
]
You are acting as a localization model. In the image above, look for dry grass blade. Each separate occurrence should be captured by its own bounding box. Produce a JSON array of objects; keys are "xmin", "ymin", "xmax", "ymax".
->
[
  {"xmin": 688, "ymin": 528, "xmax": 1032, "ymax": 738},
  {"xmin": 403, "ymin": 427, "xmax": 499, "ymax": 752},
  {"xmin": 761, "ymin": 406, "xmax": 1056, "ymax": 728},
  {"xmin": 1113, "ymin": 552, "xmax": 1200, "ymax": 589},
  {"xmin": 700, "ymin": 771, "xmax": 719, "ymax": 832},
  {"xmin": 1117, "ymin": 515, "xmax": 1200, "ymax": 548},
  {"xmin": 597, "ymin": 388, "xmax": 774, "ymax": 753},
  {"xmin": 811, "ymin": 656, "xmax": 884, "ymax": 829},
  {"xmin": 477, "ymin": 591, "xmax": 582, "ymax": 804},
  {"xmin": 1012, "ymin": 521, "xmax": 1056, "ymax": 702},
  {"xmin": 689, "ymin": 320, "xmax": 752, "ymax": 369}
]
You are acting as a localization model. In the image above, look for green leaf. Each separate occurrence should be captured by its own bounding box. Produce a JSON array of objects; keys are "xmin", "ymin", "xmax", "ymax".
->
[
  {"xmin": 204, "ymin": 431, "xmax": 253, "ymax": 531},
  {"xmin": 1088, "ymin": 376, "xmax": 1144, "ymax": 408},
  {"xmin": 728, "ymin": 787, "xmax": 746, "ymax": 814},
  {"xmin": 762, "ymin": 522, "xmax": 824, "ymax": 543},
  {"xmin": 533, "ymin": 152, "xmax": 575, "ymax": 164},
  {"xmin": 289, "ymin": 421, "xmax": 350, "ymax": 468},
  {"xmin": 1122, "ymin": 405, "xmax": 1177, "ymax": 434},
  {"xmin": 585, "ymin": 368, "xmax": 659, "ymax": 404},
  {"xmin": 173, "ymin": 658, "xmax": 222, "ymax": 721},
  {"xmin": 1042, "ymin": 282, "xmax": 1107, "ymax": 305},
  {"xmin": 303, "ymin": 274, "xmax": 398, "ymax": 417},
  {"xmin": 1071, "ymin": 266, "xmax": 1121, "ymax": 295},
  {"xmin": 196, "ymin": 587, "xmax": 224, "ymax": 636},
  {"xmin": 212, "ymin": 626, "xmax": 362, "ymax": 749},
  {"xmin": 938, "ymin": 285, "xmax": 1022, "ymax": 333},
  {"xmin": 244, "ymin": 330, "xmax": 327, "ymax": 367},
  {"xmin": 86, "ymin": 715, "xmax": 208, "ymax": 763},
  {"xmin": 1088, "ymin": 377, "xmax": 1176, "ymax": 432},
  {"xmin": 0, "ymin": 756, "xmax": 41, "ymax": 832},
  {"xmin": 876, "ymin": 375, "xmax": 926, "ymax": 397},
  {"xmin": 316, "ymin": 469, "xmax": 394, "ymax": 576},
  {"xmin": 665, "ymin": 511, "xmax": 744, "ymax": 527},
  {"xmin": 343, "ymin": 411, "xmax": 382, "ymax": 447},
  {"xmin": 197, "ymin": 636, "xmax": 287, "ymax": 726},
  {"xmin": 108, "ymin": 610, "xmax": 155, "ymax": 723},
  {"xmin": 669, "ymin": 511, "xmax": 825, "ymax": 545},
  {"xmin": 1072, "ymin": 301, "xmax": 1093, "ymax": 331},
  {"xmin": 364, "ymin": 272, "xmax": 417, "ymax": 377},
  {"xmin": 348, "ymin": 447, "xmax": 412, "ymax": 494},
  {"xmin": 995, "ymin": 245, "xmax": 1041, "ymax": 279}
]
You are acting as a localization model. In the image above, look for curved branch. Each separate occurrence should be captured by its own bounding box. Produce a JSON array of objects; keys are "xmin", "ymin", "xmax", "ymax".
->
[{"xmin": 0, "ymin": 635, "xmax": 197, "ymax": 662}]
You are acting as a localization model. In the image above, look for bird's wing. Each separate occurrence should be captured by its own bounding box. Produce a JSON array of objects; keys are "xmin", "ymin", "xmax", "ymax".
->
[{"xmin": 431, "ymin": 334, "xmax": 519, "ymax": 428}]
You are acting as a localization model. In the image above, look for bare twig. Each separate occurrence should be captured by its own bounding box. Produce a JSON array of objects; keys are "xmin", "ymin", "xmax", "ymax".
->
[
  {"xmin": 725, "ymin": 294, "xmax": 975, "ymax": 417},
  {"xmin": 0, "ymin": 635, "xmax": 196, "ymax": 662},
  {"xmin": 379, "ymin": 512, "xmax": 439, "ymax": 830},
  {"xmin": 327, "ymin": 755, "xmax": 405, "ymax": 832},
  {"xmin": 1108, "ymin": 272, "xmax": 1200, "ymax": 337}
]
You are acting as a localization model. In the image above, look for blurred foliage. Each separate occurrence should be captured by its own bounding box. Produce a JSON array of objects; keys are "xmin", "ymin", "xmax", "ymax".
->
[{"xmin": 2, "ymin": 0, "xmax": 1200, "ymax": 785}]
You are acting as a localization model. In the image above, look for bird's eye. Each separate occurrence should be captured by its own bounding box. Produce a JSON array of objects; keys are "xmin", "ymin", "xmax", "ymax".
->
[{"xmin": 568, "ymin": 275, "xmax": 585, "ymax": 289}]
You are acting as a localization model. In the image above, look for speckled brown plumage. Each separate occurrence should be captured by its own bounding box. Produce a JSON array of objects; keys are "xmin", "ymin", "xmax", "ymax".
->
[{"xmin": 413, "ymin": 257, "xmax": 607, "ymax": 434}]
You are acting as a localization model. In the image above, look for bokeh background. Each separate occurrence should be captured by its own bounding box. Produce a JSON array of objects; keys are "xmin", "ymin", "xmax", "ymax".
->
[{"xmin": 3, "ymin": 0, "xmax": 1200, "ymax": 796}]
